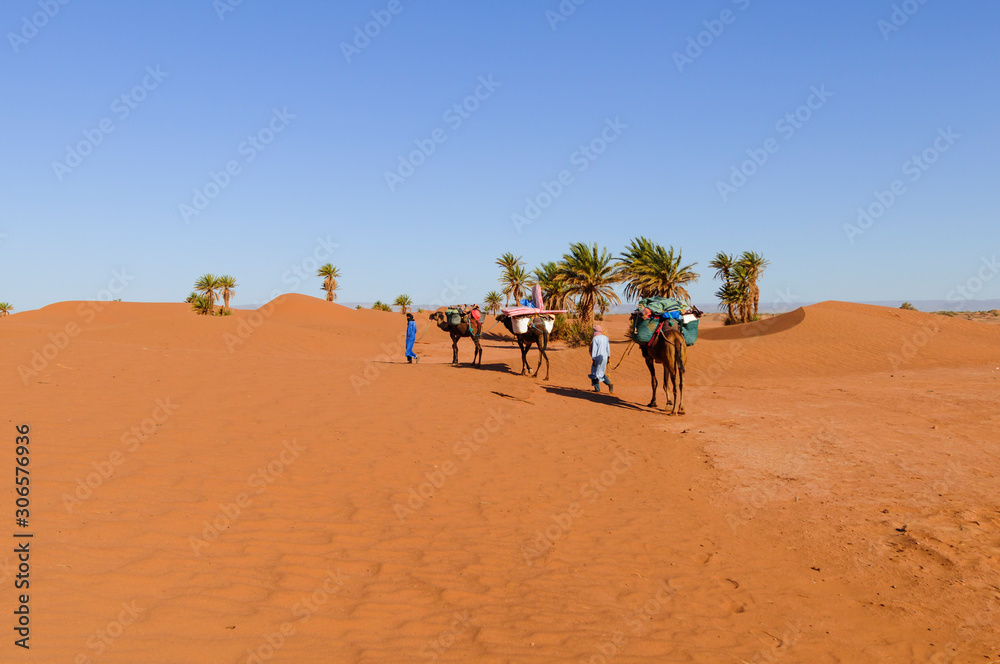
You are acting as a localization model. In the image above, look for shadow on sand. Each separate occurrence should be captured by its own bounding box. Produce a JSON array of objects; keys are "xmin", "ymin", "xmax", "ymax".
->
[
  {"xmin": 448, "ymin": 362, "xmax": 514, "ymax": 374},
  {"xmin": 539, "ymin": 385, "xmax": 651, "ymax": 412}
]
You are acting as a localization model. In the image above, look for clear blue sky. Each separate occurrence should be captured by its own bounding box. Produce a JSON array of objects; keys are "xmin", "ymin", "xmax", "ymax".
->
[{"xmin": 2, "ymin": 0, "xmax": 998, "ymax": 311}]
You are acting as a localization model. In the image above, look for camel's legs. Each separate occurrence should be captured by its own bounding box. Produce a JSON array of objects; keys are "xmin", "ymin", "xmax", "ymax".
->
[
  {"xmin": 675, "ymin": 344, "xmax": 685, "ymax": 415},
  {"xmin": 646, "ymin": 356, "xmax": 658, "ymax": 408}
]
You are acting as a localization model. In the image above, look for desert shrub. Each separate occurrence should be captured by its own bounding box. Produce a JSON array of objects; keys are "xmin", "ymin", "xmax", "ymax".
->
[
  {"xmin": 371, "ymin": 301, "xmax": 392, "ymax": 312},
  {"xmin": 550, "ymin": 314, "xmax": 596, "ymax": 346},
  {"xmin": 900, "ymin": 302, "xmax": 917, "ymax": 310}
]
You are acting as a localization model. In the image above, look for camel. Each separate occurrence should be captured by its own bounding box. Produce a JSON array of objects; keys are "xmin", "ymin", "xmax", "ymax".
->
[
  {"xmin": 429, "ymin": 311, "xmax": 483, "ymax": 366},
  {"xmin": 497, "ymin": 314, "xmax": 551, "ymax": 380},
  {"xmin": 634, "ymin": 309, "xmax": 700, "ymax": 415}
]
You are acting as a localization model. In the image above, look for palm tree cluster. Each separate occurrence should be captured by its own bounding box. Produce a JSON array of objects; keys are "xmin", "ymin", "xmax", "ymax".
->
[
  {"xmin": 0, "ymin": 302, "xmax": 13, "ymax": 318},
  {"xmin": 188, "ymin": 274, "xmax": 238, "ymax": 316},
  {"xmin": 486, "ymin": 237, "xmax": 707, "ymax": 340},
  {"xmin": 371, "ymin": 301, "xmax": 392, "ymax": 312},
  {"xmin": 708, "ymin": 252, "xmax": 769, "ymax": 324}
]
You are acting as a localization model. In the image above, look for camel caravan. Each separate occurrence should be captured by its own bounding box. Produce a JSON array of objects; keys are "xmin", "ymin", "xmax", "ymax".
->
[
  {"xmin": 429, "ymin": 285, "xmax": 567, "ymax": 379},
  {"xmin": 430, "ymin": 286, "xmax": 702, "ymax": 416},
  {"xmin": 420, "ymin": 240, "xmax": 749, "ymax": 415}
]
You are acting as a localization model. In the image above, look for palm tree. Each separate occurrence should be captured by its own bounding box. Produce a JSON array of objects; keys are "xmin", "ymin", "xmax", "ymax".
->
[
  {"xmin": 495, "ymin": 252, "xmax": 525, "ymax": 306},
  {"xmin": 720, "ymin": 262, "xmax": 759, "ymax": 323},
  {"xmin": 714, "ymin": 281, "xmax": 745, "ymax": 325},
  {"xmin": 393, "ymin": 294, "xmax": 413, "ymax": 316},
  {"xmin": 738, "ymin": 251, "xmax": 769, "ymax": 319},
  {"xmin": 189, "ymin": 294, "xmax": 214, "ymax": 316},
  {"xmin": 217, "ymin": 275, "xmax": 238, "ymax": 313},
  {"xmin": 484, "ymin": 291, "xmax": 503, "ymax": 315},
  {"xmin": 556, "ymin": 242, "xmax": 621, "ymax": 331},
  {"xmin": 0, "ymin": 302, "xmax": 13, "ymax": 317},
  {"xmin": 317, "ymin": 263, "xmax": 341, "ymax": 302},
  {"xmin": 709, "ymin": 253, "xmax": 737, "ymax": 323},
  {"xmin": 616, "ymin": 237, "xmax": 699, "ymax": 303},
  {"xmin": 194, "ymin": 274, "xmax": 221, "ymax": 314},
  {"xmin": 372, "ymin": 300, "xmax": 392, "ymax": 312},
  {"xmin": 502, "ymin": 264, "xmax": 530, "ymax": 306},
  {"xmin": 532, "ymin": 261, "xmax": 572, "ymax": 311}
]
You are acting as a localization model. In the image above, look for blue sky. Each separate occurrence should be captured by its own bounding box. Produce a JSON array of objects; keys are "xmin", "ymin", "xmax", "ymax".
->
[{"xmin": 2, "ymin": 0, "xmax": 998, "ymax": 311}]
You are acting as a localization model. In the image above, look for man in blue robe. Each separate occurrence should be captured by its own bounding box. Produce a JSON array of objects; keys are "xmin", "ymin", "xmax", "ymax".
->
[
  {"xmin": 405, "ymin": 313, "xmax": 419, "ymax": 363},
  {"xmin": 589, "ymin": 324, "xmax": 613, "ymax": 392}
]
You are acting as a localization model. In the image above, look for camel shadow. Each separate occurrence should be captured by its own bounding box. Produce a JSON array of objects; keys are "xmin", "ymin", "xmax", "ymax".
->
[
  {"xmin": 540, "ymin": 385, "xmax": 650, "ymax": 412},
  {"xmin": 448, "ymin": 362, "xmax": 513, "ymax": 374}
]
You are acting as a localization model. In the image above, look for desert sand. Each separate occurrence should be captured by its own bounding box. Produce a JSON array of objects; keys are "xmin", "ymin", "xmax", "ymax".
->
[{"xmin": 2, "ymin": 295, "xmax": 999, "ymax": 663}]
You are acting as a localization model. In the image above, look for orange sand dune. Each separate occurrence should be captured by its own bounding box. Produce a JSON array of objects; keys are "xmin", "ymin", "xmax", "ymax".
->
[{"xmin": 2, "ymin": 296, "xmax": 999, "ymax": 663}]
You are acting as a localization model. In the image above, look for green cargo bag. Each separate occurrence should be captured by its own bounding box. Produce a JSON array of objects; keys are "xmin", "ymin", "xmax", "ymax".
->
[{"xmin": 681, "ymin": 318, "xmax": 699, "ymax": 346}]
